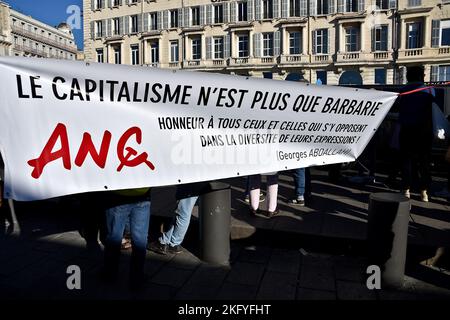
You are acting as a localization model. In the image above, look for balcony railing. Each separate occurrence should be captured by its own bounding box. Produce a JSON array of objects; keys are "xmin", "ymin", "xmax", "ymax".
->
[
  {"xmin": 373, "ymin": 51, "xmax": 389, "ymax": 59},
  {"xmin": 145, "ymin": 62, "xmax": 159, "ymax": 67},
  {"xmin": 230, "ymin": 57, "xmax": 249, "ymax": 65},
  {"xmin": 438, "ymin": 47, "xmax": 450, "ymax": 54},
  {"xmin": 403, "ymin": 48, "xmax": 423, "ymax": 56},
  {"xmin": 398, "ymin": 47, "xmax": 450, "ymax": 60},
  {"xmin": 312, "ymin": 54, "xmax": 332, "ymax": 63},
  {"xmin": 336, "ymin": 51, "xmax": 393, "ymax": 63},
  {"xmin": 280, "ymin": 54, "xmax": 308, "ymax": 64},
  {"xmin": 14, "ymin": 44, "xmax": 47, "ymax": 57},
  {"xmin": 184, "ymin": 60, "xmax": 202, "ymax": 68},
  {"xmin": 260, "ymin": 57, "xmax": 274, "ymax": 64},
  {"xmin": 338, "ymin": 52, "xmax": 360, "ymax": 60},
  {"xmin": 168, "ymin": 62, "xmax": 180, "ymax": 68},
  {"xmin": 11, "ymin": 25, "xmax": 78, "ymax": 54}
]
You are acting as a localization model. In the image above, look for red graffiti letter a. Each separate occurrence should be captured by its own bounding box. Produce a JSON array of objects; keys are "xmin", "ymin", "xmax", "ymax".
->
[{"xmin": 28, "ymin": 123, "xmax": 71, "ymax": 179}]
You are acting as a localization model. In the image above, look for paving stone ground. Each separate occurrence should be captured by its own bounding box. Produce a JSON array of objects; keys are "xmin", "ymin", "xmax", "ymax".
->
[{"xmin": 1, "ymin": 168, "xmax": 449, "ymax": 300}]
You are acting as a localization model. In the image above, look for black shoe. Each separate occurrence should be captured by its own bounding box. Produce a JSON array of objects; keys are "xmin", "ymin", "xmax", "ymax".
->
[
  {"xmin": 288, "ymin": 197, "xmax": 305, "ymax": 206},
  {"xmin": 147, "ymin": 241, "xmax": 168, "ymax": 255},
  {"xmin": 249, "ymin": 208, "xmax": 259, "ymax": 216},
  {"xmin": 168, "ymin": 245, "xmax": 183, "ymax": 254},
  {"xmin": 265, "ymin": 209, "xmax": 280, "ymax": 218}
]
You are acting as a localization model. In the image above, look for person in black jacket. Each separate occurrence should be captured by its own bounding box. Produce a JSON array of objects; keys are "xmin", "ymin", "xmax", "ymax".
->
[{"xmin": 397, "ymin": 66, "xmax": 434, "ymax": 202}]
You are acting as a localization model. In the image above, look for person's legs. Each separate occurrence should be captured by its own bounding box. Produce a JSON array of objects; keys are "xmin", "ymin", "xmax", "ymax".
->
[
  {"xmin": 417, "ymin": 137, "xmax": 432, "ymax": 201},
  {"xmin": 248, "ymin": 175, "xmax": 261, "ymax": 212},
  {"xmin": 399, "ymin": 128, "xmax": 413, "ymax": 194},
  {"xmin": 160, "ymin": 196, "xmax": 198, "ymax": 247},
  {"xmin": 305, "ymin": 167, "xmax": 312, "ymax": 199},
  {"xmin": 294, "ymin": 168, "xmax": 305, "ymax": 198},
  {"xmin": 129, "ymin": 200, "xmax": 151, "ymax": 284},
  {"xmin": 103, "ymin": 204, "xmax": 129, "ymax": 280},
  {"xmin": 289, "ymin": 168, "xmax": 305, "ymax": 205},
  {"xmin": 266, "ymin": 175, "xmax": 279, "ymax": 213}
]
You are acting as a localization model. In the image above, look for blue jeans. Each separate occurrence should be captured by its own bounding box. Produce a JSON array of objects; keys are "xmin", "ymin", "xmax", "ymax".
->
[
  {"xmin": 104, "ymin": 200, "xmax": 150, "ymax": 279},
  {"xmin": 293, "ymin": 168, "xmax": 306, "ymax": 197},
  {"xmin": 160, "ymin": 196, "xmax": 198, "ymax": 247}
]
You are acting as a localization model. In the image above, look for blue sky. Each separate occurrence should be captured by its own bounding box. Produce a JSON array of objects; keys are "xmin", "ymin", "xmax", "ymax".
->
[{"xmin": 6, "ymin": 0, "xmax": 84, "ymax": 49}]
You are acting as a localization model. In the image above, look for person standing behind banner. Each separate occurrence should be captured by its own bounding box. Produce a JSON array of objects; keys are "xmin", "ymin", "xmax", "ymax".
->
[
  {"xmin": 0, "ymin": 154, "xmax": 7, "ymax": 229},
  {"xmin": 148, "ymin": 183, "xmax": 205, "ymax": 255},
  {"xmin": 0, "ymin": 154, "xmax": 16, "ymax": 233},
  {"xmin": 397, "ymin": 66, "xmax": 435, "ymax": 202},
  {"xmin": 248, "ymin": 173, "xmax": 279, "ymax": 218},
  {"xmin": 101, "ymin": 187, "xmax": 151, "ymax": 291},
  {"xmin": 288, "ymin": 168, "xmax": 311, "ymax": 206}
]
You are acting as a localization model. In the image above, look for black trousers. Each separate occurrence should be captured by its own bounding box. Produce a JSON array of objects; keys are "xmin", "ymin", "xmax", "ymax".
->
[{"xmin": 399, "ymin": 126, "xmax": 432, "ymax": 191}]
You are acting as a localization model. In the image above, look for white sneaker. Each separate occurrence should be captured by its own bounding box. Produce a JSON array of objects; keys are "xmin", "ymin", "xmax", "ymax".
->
[
  {"xmin": 403, "ymin": 189, "xmax": 410, "ymax": 198},
  {"xmin": 421, "ymin": 190, "xmax": 429, "ymax": 202}
]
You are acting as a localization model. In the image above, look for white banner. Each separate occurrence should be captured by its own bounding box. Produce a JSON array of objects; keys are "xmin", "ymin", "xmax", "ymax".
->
[{"xmin": 0, "ymin": 57, "xmax": 398, "ymax": 201}]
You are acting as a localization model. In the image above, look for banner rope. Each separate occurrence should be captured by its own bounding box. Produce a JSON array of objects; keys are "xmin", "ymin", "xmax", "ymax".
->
[{"xmin": 398, "ymin": 82, "xmax": 450, "ymax": 96}]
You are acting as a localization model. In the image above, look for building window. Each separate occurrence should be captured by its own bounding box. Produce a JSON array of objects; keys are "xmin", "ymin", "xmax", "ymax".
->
[
  {"xmin": 238, "ymin": 35, "xmax": 249, "ymax": 57},
  {"xmin": 437, "ymin": 65, "xmax": 450, "ymax": 81},
  {"xmin": 131, "ymin": 0, "xmax": 138, "ymax": 3},
  {"xmin": 314, "ymin": 29, "xmax": 328, "ymax": 54},
  {"xmin": 113, "ymin": 18, "xmax": 120, "ymax": 35},
  {"xmin": 114, "ymin": 46, "xmax": 121, "ymax": 64},
  {"xmin": 150, "ymin": 13, "xmax": 158, "ymax": 30},
  {"xmin": 262, "ymin": 33, "xmax": 274, "ymax": 56},
  {"xmin": 317, "ymin": 0, "xmax": 329, "ymax": 15},
  {"xmin": 113, "ymin": 0, "xmax": 120, "ymax": 6},
  {"xmin": 316, "ymin": 71, "xmax": 327, "ymax": 84},
  {"xmin": 289, "ymin": 31, "xmax": 301, "ymax": 54},
  {"xmin": 407, "ymin": 0, "xmax": 421, "ymax": 7},
  {"xmin": 214, "ymin": 5, "xmax": 224, "ymax": 24},
  {"xmin": 407, "ymin": 22, "xmax": 422, "ymax": 49},
  {"xmin": 440, "ymin": 20, "xmax": 450, "ymax": 46},
  {"xmin": 375, "ymin": 0, "xmax": 389, "ymax": 9},
  {"xmin": 96, "ymin": 0, "xmax": 102, "ymax": 10},
  {"xmin": 130, "ymin": 15, "xmax": 138, "ymax": 33},
  {"xmin": 375, "ymin": 68, "xmax": 386, "ymax": 84},
  {"xmin": 341, "ymin": 0, "xmax": 358, "ymax": 12},
  {"xmin": 214, "ymin": 37, "xmax": 224, "ymax": 59},
  {"xmin": 96, "ymin": 48, "xmax": 104, "ymax": 63},
  {"xmin": 95, "ymin": 21, "xmax": 103, "ymax": 38},
  {"xmin": 170, "ymin": 40, "xmax": 179, "ymax": 62},
  {"xmin": 150, "ymin": 41, "xmax": 159, "ymax": 63},
  {"xmin": 131, "ymin": 45, "xmax": 139, "ymax": 65},
  {"xmin": 290, "ymin": 0, "xmax": 301, "ymax": 17},
  {"xmin": 192, "ymin": 7, "xmax": 201, "ymax": 26},
  {"xmin": 373, "ymin": 25, "xmax": 388, "ymax": 51},
  {"xmin": 192, "ymin": 37, "xmax": 202, "ymax": 60},
  {"xmin": 262, "ymin": 0, "xmax": 273, "ymax": 19},
  {"xmin": 345, "ymin": 27, "xmax": 360, "ymax": 52},
  {"xmin": 170, "ymin": 10, "xmax": 179, "ymax": 28},
  {"xmin": 238, "ymin": 2, "xmax": 248, "ymax": 21}
]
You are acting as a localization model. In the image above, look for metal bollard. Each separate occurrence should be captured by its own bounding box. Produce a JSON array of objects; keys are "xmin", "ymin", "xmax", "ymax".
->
[
  {"xmin": 199, "ymin": 181, "xmax": 231, "ymax": 266},
  {"xmin": 367, "ymin": 192, "xmax": 410, "ymax": 288}
]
